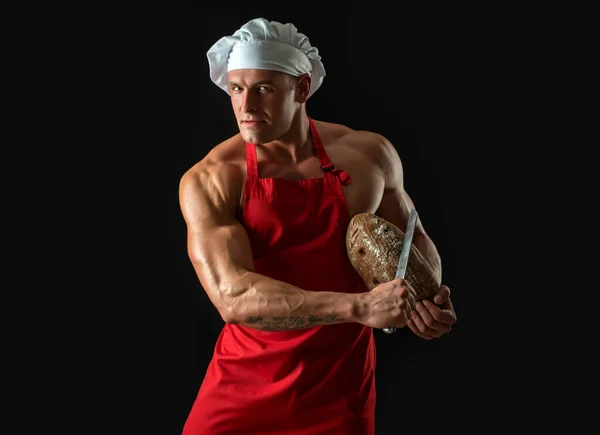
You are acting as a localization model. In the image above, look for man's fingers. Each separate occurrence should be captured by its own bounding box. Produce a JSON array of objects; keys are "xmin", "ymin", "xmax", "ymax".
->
[
  {"xmin": 415, "ymin": 301, "xmax": 435, "ymax": 326},
  {"xmin": 408, "ymin": 316, "xmax": 436, "ymax": 339},
  {"xmin": 433, "ymin": 285, "xmax": 450, "ymax": 304},
  {"xmin": 422, "ymin": 299, "xmax": 457, "ymax": 325},
  {"xmin": 413, "ymin": 301, "xmax": 452, "ymax": 336}
]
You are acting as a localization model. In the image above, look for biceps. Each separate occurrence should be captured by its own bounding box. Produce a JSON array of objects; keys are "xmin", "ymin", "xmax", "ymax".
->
[
  {"xmin": 375, "ymin": 187, "xmax": 415, "ymax": 230},
  {"xmin": 188, "ymin": 221, "xmax": 255, "ymax": 297}
]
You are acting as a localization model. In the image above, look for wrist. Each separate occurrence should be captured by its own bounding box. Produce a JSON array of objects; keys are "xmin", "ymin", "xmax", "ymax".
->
[{"xmin": 350, "ymin": 292, "xmax": 369, "ymax": 324}]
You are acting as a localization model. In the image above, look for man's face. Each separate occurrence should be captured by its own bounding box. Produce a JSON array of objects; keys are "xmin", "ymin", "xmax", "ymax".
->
[{"xmin": 228, "ymin": 69, "xmax": 299, "ymax": 144}]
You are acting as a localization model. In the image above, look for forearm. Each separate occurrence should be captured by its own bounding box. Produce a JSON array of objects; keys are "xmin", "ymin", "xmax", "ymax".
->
[
  {"xmin": 413, "ymin": 233, "xmax": 442, "ymax": 284},
  {"xmin": 223, "ymin": 271, "xmax": 362, "ymax": 331}
]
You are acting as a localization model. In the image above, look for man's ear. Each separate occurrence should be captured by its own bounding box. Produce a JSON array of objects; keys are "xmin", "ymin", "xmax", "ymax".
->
[{"xmin": 295, "ymin": 74, "xmax": 312, "ymax": 103}]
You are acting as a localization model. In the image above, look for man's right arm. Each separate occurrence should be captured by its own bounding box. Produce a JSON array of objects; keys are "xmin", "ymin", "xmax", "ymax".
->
[{"xmin": 179, "ymin": 159, "xmax": 368, "ymax": 331}]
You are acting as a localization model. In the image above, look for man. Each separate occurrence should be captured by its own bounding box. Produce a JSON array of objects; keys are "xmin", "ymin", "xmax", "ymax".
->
[{"xmin": 180, "ymin": 17, "xmax": 457, "ymax": 435}]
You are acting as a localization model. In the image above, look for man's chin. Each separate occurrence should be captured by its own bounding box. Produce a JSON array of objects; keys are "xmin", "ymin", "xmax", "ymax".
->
[{"xmin": 240, "ymin": 131, "xmax": 269, "ymax": 145}]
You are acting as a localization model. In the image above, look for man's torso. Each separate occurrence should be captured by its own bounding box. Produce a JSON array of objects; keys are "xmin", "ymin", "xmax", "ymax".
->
[{"xmin": 207, "ymin": 119, "xmax": 388, "ymax": 218}]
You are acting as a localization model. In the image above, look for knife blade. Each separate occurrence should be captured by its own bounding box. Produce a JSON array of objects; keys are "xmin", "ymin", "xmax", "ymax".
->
[{"xmin": 383, "ymin": 208, "xmax": 418, "ymax": 334}]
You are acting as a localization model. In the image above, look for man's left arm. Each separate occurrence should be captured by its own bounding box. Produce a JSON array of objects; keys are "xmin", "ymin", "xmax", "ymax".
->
[
  {"xmin": 372, "ymin": 134, "xmax": 441, "ymax": 282},
  {"xmin": 372, "ymin": 134, "xmax": 457, "ymax": 339}
]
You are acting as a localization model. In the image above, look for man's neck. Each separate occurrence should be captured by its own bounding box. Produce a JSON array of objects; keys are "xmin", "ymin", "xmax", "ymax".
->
[{"xmin": 262, "ymin": 112, "xmax": 313, "ymax": 163}]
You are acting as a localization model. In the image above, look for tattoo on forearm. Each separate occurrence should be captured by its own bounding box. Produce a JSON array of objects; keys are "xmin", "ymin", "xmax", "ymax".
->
[{"xmin": 245, "ymin": 315, "xmax": 345, "ymax": 331}]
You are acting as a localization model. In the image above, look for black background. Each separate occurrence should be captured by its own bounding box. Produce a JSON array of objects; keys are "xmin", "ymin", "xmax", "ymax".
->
[
  {"xmin": 87, "ymin": 5, "xmax": 522, "ymax": 435},
  {"xmin": 165, "ymin": 7, "xmax": 488, "ymax": 435},
  {"xmin": 14, "ymin": 5, "xmax": 571, "ymax": 434}
]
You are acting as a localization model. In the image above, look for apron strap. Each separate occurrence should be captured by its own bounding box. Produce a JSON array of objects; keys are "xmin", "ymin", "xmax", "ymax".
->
[
  {"xmin": 244, "ymin": 118, "xmax": 352, "ymax": 186},
  {"xmin": 309, "ymin": 117, "xmax": 352, "ymax": 186},
  {"xmin": 245, "ymin": 142, "xmax": 258, "ymax": 180}
]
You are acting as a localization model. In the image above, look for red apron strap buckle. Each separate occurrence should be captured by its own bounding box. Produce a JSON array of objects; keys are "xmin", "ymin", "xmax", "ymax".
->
[
  {"xmin": 320, "ymin": 163, "xmax": 335, "ymax": 172},
  {"xmin": 321, "ymin": 163, "xmax": 352, "ymax": 186},
  {"xmin": 332, "ymin": 169, "xmax": 352, "ymax": 186}
]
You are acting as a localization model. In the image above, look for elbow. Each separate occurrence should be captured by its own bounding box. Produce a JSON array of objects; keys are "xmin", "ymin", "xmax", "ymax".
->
[
  {"xmin": 217, "ymin": 302, "xmax": 247, "ymax": 326},
  {"xmin": 189, "ymin": 255, "xmax": 252, "ymax": 324},
  {"xmin": 218, "ymin": 307, "xmax": 238, "ymax": 324},
  {"xmin": 215, "ymin": 272, "xmax": 253, "ymax": 325},
  {"xmin": 209, "ymin": 289, "xmax": 243, "ymax": 325}
]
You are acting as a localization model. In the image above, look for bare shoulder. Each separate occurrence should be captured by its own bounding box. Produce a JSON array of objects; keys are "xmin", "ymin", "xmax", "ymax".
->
[
  {"xmin": 179, "ymin": 134, "xmax": 246, "ymax": 219},
  {"xmin": 312, "ymin": 119, "xmax": 355, "ymax": 140},
  {"xmin": 314, "ymin": 119, "xmax": 399, "ymax": 164},
  {"xmin": 348, "ymin": 129, "xmax": 397, "ymax": 158},
  {"xmin": 181, "ymin": 134, "xmax": 246, "ymax": 185},
  {"xmin": 348, "ymin": 130, "xmax": 403, "ymax": 188}
]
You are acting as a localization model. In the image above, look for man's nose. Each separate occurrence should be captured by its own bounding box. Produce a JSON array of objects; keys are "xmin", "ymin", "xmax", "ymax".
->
[{"xmin": 240, "ymin": 90, "xmax": 259, "ymax": 112}]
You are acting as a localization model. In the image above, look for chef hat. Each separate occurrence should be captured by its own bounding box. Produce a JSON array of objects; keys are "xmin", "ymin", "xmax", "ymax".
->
[{"xmin": 206, "ymin": 17, "xmax": 326, "ymax": 98}]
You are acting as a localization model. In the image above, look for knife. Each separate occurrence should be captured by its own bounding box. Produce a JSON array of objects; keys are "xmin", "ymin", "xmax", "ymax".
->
[{"xmin": 382, "ymin": 208, "xmax": 418, "ymax": 334}]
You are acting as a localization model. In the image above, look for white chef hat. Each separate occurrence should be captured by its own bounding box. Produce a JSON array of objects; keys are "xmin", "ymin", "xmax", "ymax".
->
[{"xmin": 206, "ymin": 17, "xmax": 326, "ymax": 98}]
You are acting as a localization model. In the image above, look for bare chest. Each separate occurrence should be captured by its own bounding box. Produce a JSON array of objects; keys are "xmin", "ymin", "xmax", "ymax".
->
[{"xmin": 241, "ymin": 144, "xmax": 385, "ymax": 218}]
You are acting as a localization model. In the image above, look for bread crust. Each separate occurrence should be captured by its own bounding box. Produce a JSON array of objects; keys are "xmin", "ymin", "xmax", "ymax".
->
[{"xmin": 346, "ymin": 213, "xmax": 440, "ymax": 300}]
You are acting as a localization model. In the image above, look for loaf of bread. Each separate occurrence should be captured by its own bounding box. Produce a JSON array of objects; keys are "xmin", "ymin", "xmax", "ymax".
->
[{"xmin": 346, "ymin": 212, "xmax": 441, "ymax": 301}]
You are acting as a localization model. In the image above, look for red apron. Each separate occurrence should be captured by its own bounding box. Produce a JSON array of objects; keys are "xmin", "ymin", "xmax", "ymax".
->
[{"xmin": 183, "ymin": 118, "xmax": 376, "ymax": 435}]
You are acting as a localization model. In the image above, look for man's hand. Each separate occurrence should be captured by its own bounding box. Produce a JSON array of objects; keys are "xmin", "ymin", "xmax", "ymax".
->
[
  {"xmin": 358, "ymin": 278, "xmax": 417, "ymax": 330},
  {"xmin": 408, "ymin": 285, "xmax": 457, "ymax": 340}
]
